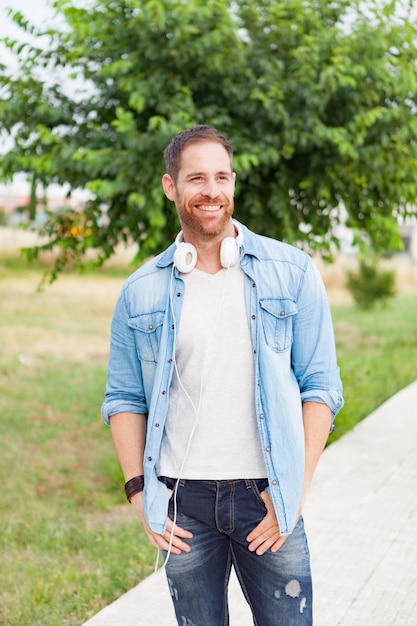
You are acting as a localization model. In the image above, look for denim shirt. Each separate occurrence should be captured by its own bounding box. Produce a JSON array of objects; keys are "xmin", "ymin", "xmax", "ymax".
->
[{"xmin": 102, "ymin": 222, "xmax": 343, "ymax": 536}]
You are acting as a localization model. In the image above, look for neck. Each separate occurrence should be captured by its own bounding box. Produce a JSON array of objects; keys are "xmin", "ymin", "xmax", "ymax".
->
[{"xmin": 195, "ymin": 242, "xmax": 224, "ymax": 274}]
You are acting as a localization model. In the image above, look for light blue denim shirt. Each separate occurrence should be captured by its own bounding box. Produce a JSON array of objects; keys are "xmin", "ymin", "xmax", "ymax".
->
[{"xmin": 102, "ymin": 222, "xmax": 343, "ymax": 536}]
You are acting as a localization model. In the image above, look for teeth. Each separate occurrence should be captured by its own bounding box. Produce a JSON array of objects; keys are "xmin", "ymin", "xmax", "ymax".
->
[{"xmin": 198, "ymin": 205, "xmax": 220, "ymax": 211}]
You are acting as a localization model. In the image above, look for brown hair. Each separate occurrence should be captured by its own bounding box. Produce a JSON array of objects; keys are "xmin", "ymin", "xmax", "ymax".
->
[{"xmin": 164, "ymin": 125, "xmax": 234, "ymax": 182}]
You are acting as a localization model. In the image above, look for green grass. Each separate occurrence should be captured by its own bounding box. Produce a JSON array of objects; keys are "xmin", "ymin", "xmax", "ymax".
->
[
  {"xmin": 0, "ymin": 264, "xmax": 155, "ymax": 626},
  {"xmin": 329, "ymin": 294, "xmax": 417, "ymax": 444},
  {"xmin": 0, "ymin": 253, "xmax": 416, "ymax": 625}
]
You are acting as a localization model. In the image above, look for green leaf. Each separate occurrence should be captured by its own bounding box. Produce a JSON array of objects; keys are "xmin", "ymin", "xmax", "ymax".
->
[{"xmin": 0, "ymin": 0, "xmax": 416, "ymax": 281}]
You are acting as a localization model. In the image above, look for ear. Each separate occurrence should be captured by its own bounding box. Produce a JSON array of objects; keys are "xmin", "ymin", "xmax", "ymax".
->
[{"xmin": 162, "ymin": 174, "xmax": 176, "ymax": 201}]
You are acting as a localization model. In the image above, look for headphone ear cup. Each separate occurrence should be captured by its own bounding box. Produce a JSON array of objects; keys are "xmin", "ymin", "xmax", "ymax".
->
[
  {"xmin": 220, "ymin": 237, "xmax": 240, "ymax": 269},
  {"xmin": 173, "ymin": 242, "xmax": 198, "ymax": 273}
]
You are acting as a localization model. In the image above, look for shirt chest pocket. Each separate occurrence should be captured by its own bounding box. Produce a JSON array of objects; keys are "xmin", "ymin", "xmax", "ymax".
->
[
  {"xmin": 259, "ymin": 299, "xmax": 298, "ymax": 352},
  {"xmin": 128, "ymin": 311, "xmax": 165, "ymax": 363}
]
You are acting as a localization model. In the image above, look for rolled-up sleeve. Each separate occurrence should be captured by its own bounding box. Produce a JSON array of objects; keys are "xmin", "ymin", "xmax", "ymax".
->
[
  {"xmin": 292, "ymin": 258, "xmax": 344, "ymax": 420},
  {"xmin": 101, "ymin": 290, "xmax": 148, "ymax": 425}
]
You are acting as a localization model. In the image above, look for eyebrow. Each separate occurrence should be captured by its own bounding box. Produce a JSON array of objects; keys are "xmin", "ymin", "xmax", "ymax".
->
[{"xmin": 184, "ymin": 170, "xmax": 232, "ymax": 179}]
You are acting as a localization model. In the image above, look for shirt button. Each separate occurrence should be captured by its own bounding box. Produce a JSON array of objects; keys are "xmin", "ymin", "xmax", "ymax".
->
[
  {"xmin": 148, "ymin": 324, "xmax": 154, "ymax": 330},
  {"xmin": 265, "ymin": 446, "xmax": 271, "ymax": 452},
  {"xmin": 272, "ymin": 480, "xmax": 277, "ymax": 486},
  {"xmin": 155, "ymin": 423, "xmax": 160, "ymax": 428},
  {"xmin": 259, "ymin": 414, "xmax": 264, "ymax": 419},
  {"xmin": 148, "ymin": 456, "xmax": 152, "ymax": 461},
  {"xmin": 280, "ymin": 311, "xmax": 285, "ymax": 317},
  {"xmin": 162, "ymin": 390, "xmax": 166, "ymax": 395},
  {"xmin": 252, "ymin": 314, "xmax": 256, "ymax": 320}
]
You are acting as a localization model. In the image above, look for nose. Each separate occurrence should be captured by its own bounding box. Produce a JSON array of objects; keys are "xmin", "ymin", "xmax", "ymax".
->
[{"xmin": 202, "ymin": 178, "xmax": 221, "ymax": 199}]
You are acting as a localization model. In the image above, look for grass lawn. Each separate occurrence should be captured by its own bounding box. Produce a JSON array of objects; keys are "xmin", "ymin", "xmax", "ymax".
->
[
  {"xmin": 0, "ymin": 257, "xmax": 156, "ymax": 626},
  {"xmin": 0, "ymin": 250, "xmax": 416, "ymax": 625},
  {"xmin": 330, "ymin": 294, "xmax": 417, "ymax": 444}
]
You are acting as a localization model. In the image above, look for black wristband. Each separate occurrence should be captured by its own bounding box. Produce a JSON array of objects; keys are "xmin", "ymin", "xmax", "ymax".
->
[{"xmin": 124, "ymin": 475, "xmax": 144, "ymax": 502}]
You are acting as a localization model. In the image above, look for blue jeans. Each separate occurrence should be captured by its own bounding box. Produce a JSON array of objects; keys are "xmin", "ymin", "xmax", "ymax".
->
[{"xmin": 161, "ymin": 478, "xmax": 312, "ymax": 626}]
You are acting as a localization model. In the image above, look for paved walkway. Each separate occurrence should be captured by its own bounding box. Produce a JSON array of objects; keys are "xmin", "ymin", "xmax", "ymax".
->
[{"xmin": 83, "ymin": 381, "xmax": 417, "ymax": 626}]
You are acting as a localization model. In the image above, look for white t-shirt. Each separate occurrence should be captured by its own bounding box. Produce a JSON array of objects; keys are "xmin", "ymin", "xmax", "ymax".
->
[{"xmin": 157, "ymin": 262, "xmax": 267, "ymax": 479}]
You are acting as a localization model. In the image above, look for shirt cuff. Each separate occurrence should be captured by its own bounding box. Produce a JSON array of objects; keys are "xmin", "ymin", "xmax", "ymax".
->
[
  {"xmin": 101, "ymin": 400, "xmax": 148, "ymax": 425},
  {"xmin": 300, "ymin": 389, "xmax": 344, "ymax": 419}
]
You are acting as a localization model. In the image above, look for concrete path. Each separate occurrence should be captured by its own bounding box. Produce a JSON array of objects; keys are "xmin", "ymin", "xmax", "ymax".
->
[{"xmin": 83, "ymin": 381, "xmax": 417, "ymax": 626}]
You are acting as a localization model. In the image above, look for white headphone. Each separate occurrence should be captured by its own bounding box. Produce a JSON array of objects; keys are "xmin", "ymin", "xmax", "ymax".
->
[{"xmin": 173, "ymin": 221, "xmax": 244, "ymax": 273}]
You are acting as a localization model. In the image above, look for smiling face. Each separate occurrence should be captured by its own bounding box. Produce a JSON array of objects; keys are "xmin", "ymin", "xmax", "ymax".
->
[{"xmin": 162, "ymin": 140, "xmax": 236, "ymax": 241}]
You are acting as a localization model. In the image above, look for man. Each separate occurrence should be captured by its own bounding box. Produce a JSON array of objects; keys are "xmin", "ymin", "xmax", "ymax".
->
[{"xmin": 102, "ymin": 125, "xmax": 343, "ymax": 625}]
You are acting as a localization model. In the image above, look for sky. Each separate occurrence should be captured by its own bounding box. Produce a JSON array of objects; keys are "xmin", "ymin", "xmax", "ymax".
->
[
  {"xmin": 0, "ymin": 0, "xmax": 53, "ymax": 36},
  {"xmin": 0, "ymin": 0, "xmax": 73, "ymax": 200},
  {"xmin": 0, "ymin": 0, "xmax": 56, "ymax": 66}
]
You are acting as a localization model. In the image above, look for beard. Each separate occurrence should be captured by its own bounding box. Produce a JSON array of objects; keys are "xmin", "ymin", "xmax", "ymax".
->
[{"xmin": 175, "ymin": 194, "xmax": 234, "ymax": 239}]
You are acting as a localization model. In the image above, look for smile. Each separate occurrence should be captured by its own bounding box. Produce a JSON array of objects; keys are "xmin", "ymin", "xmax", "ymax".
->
[{"xmin": 196, "ymin": 205, "xmax": 222, "ymax": 211}]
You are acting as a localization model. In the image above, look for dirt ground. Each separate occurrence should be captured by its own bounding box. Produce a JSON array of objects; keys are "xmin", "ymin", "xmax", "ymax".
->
[
  {"xmin": 0, "ymin": 227, "xmax": 133, "ymax": 363},
  {"xmin": 0, "ymin": 276, "xmax": 121, "ymax": 365}
]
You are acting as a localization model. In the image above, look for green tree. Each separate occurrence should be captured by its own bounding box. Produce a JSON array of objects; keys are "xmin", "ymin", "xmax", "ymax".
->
[{"xmin": 0, "ymin": 0, "xmax": 416, "ymax": 279}]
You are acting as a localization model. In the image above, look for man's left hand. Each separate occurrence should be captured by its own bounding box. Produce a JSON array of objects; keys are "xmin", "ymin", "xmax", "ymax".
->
[{"xmin": 246, "ymin": 490, "xmax": 288, "ymax": 555}]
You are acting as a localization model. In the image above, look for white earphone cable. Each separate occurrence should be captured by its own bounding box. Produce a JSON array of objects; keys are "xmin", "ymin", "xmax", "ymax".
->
[{"xmin": 155, "ymin": 262, "xmax": 232, "ymax": 571}]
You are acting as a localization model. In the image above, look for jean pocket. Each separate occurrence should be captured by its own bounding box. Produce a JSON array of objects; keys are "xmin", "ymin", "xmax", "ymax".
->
[
  {"xmin": 250, "ymin": 478, "xmax": 269, "ymax": 506},
  {"xmin": 159, "ymin": 476, "xmax": 177, "ymax": 503}
]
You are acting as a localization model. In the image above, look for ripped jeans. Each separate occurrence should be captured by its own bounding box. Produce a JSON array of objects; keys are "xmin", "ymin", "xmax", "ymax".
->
[{"xmin": 160, "ymin": 478, "xmax": 312, "ymax": 626}]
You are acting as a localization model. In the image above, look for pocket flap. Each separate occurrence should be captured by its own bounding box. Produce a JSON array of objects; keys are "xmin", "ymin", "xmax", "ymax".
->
[
  {"xmin": 128, "ymin": 312, "xmax": 164, "ymax": 333},
  {"xmin": 259, "ymin": 299, "xmax": 298, "ymax": 319}
]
